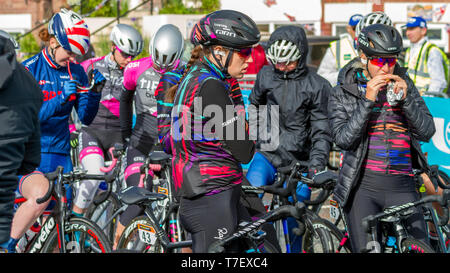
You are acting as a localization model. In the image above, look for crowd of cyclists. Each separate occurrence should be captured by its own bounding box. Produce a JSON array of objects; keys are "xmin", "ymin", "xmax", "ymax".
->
[{"xmin": 0, "ymin": 7, "xmax": 448, "ymax": 253}]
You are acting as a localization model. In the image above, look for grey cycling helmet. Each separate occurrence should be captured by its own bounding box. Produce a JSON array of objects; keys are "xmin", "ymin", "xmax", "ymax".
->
[
  {"xmin": 0, "ymin": 30, "xmax": 20, "ymax": 50},
  {"xmin": 266, "ymin": 39, "xmax": 301, "ymax": 64},
  {"xmin": 358, "ymin": 24, "xmax": 402, "ymax": 57},
  {"xmin": 355, "ymin": 12, "xmax": 393, "ymax": 39},
  {"xmin": 110, "ymin": 24, "xmax": 144, "ymax": 56},
  {"xmin": 150, "ymin": 24, "xmax": 184, "ymax": 72}
]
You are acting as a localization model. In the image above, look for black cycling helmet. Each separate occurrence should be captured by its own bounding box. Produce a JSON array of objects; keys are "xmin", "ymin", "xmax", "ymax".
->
[
  {"xmin": 191, "ymin": 10, "xmax": 260, "ymax": 49},
  {"xmin": 358, "ymin": 24, "xmax": 402, "ymax": 57}
]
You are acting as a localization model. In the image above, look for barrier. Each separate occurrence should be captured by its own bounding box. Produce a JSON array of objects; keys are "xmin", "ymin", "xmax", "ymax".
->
[{"xmin": 421, "ymin": 97, "xmax": 450, "ymax": 177}]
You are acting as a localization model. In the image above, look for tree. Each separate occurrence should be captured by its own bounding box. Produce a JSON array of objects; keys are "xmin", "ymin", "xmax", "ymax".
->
[
  {"xmin": 72, "ymin": 0, "xmax": 129, "ymax": 17},
  {"xmin": 159, "ymin": 0, "xmax": 220, "ymax": 14}
]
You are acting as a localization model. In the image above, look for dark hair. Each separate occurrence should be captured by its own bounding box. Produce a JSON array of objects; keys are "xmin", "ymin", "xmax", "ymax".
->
[{"xmin": 165, "ymin": 45, "xmax": 206, "ymax": 103}]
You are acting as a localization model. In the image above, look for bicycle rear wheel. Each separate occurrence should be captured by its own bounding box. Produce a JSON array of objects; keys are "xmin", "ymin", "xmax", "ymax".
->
[{"xmin": 41, "ymin": 217, "xmax": 112, "ymax": 253}]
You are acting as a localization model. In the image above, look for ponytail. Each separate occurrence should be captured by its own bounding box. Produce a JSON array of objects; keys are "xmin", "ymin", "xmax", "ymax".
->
[
  {"xmin": 165, "ymin": 45, "xmax": 205, "ymax": 103},
  {"xmin": 38, "ymin": 28, "xmax": 52, "ymax": 42}
]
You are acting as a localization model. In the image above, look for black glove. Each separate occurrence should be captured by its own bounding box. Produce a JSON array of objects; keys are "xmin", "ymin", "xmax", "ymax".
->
[{"xmin": 89, "ymin": 69, "xmax": 106, "ymax": 93}]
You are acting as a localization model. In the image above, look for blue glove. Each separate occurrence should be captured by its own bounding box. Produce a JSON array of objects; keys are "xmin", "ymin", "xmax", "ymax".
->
[
  {"xmin": 89, "ymin": 69, "xmax": 106, "ymax": 93},
  {"xmin": 62, "ymin": 80, "xmax": 79, "ymax": 102}
]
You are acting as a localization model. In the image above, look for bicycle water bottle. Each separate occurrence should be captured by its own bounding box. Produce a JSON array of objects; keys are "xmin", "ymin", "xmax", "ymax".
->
[{"xmin": 16, "ymin": 222, "xmax": 40, "ymax": 253}]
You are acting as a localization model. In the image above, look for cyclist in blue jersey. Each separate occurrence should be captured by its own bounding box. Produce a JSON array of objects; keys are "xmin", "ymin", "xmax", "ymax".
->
[{"xmin": 2, "ymin": 9, "xmax": 106, "ymax": 253}]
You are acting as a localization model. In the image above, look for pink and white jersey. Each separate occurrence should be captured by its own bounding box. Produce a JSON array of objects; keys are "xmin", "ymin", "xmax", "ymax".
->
[
  {"xmin": 123, "ymin": 56, "xmax": 162, "ymax": 152},
  {"xmin": 81, "ymin": 53, "xmax": 124, "ymax": 129}
]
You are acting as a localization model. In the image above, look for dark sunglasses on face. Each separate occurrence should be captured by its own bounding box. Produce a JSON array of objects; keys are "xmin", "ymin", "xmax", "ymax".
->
[
  {"xmin": 369, "ymin": 57, "xmax": 397, "ymax": 68},
  {"xmin": 115, "ymin": 46, "xmax": 136, "ymax": 60},
  {"xmin": 235, "ymin": 47, "xmax": 253, "ymax": 59}
]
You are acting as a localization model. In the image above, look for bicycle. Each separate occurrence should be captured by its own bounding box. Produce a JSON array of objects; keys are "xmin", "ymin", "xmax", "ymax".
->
[
  {"xmin": 15, "ymin": 166, "xmax": 113, "ymax": 253},
  {"xmin": 84, "ymin": 143, "xmax": 126, "ymax": 245},
  {"xmin": 361, "ymin": 189, "xmax": 450, "ymax": 253},
  {"xmin": 242, "ymin": 160, "xmax": 341, "ymax": 253},
  {"xmin": 115, "ymin": 186, "xmax": 192, "ymax": 253}
]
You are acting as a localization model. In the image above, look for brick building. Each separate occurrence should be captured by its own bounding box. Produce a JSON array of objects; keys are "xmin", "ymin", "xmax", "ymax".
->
[{"xmin": 321, "ymin": 0, "xmax": 450, "ymax": 52}]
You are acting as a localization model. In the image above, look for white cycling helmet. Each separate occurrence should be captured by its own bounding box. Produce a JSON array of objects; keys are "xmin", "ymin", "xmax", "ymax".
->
[
  {"xmin": 48, "ymin": 8, "xmax": 90, "ymax": 56},
  {"xmin": 355, "ymin": 12, "xmax": 393, "ymax": 38},
  {"xmin": 266, "ymin": 39, "xmax": 301, "ymax": 65},
  {"xmin": 0, "ymin": 29, "xmax": 19, "ymax": 50},
  {"xmin": 110, "ymin": 24, "xmax": 143, "ymax": 57},
  {"xmin": 150, "ymin": 24, "xmax": 184, "ymax": 73}
]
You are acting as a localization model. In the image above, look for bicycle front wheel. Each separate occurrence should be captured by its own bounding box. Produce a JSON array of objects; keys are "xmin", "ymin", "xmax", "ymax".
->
[
  {"xmin": 303, "ymin": 218, "xmax": 351, "ymax": 253},
  {"xmin": 85, "ymin": 192, "xmax": 121, "ymax": 246},
  {"xmin": 401, "ymin": 238, "xmax": 435, "ymax": 253},
  {"xmin": 301, "ymin": 219, "xmax": 334, "ymax": 253},
  {"xmin": 116, "ymin": 215, "xmax": 163, "ymax": 253},
  {"xmin": 41, "ymin": 217, "xmax": 112, "ymax": 253}
]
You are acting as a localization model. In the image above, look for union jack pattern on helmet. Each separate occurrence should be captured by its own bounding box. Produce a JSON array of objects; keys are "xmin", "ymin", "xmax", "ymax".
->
[{"xmin": 48, "ymin": 8, "xmax": 90, "ymax": 56}]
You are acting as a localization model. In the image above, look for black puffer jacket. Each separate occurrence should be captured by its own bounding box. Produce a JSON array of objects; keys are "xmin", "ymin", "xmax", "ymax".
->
[
  {"xmin": 0, "ymin": 37, "xmax": 42, "ymax": 243},
  {"xmin": 328, "ymin": 60, "xmax": 435, "ymax": 207},
  {"xmin": 249, "ymin": 26, "xmax": 332, "ymax": 171}
]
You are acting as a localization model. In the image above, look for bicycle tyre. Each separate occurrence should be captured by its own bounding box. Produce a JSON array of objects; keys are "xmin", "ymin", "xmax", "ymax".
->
[
  {"xmin": 41, "ymin": 217, "xmax": 112, "ymax": 253},
  {"xmin": 301, "ymin": 220, "xmax": 333, "ymax": 253},
  {"xmin": 116, "ymin": 215, "xmax": 163, "ymax": 253},
  {"xmin": 84, "ymin": 191, "xmax": 121, "ymax": 246},
  {"xmin": 303, "ymin": 218, "xmax": 351, "ymax": 253},
  {"xmin": 401, "ymin": 238, "xmax": 435, "ymax": 253}
]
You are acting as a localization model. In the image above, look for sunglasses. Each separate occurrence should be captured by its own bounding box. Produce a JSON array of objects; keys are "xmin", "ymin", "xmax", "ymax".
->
[
  {"xmin": 369, "ymin": 57, "xmax": 397, "ymax": 68},
  {"xmin": 115, "ymin": 46, "xmax": 136, "ymax": 60},
  {"xmin": 235, "ymin": 47, "xmax": 253, "ymax": 59}
]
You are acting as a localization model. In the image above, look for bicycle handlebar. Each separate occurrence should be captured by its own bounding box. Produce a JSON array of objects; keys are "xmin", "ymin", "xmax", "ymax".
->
[
  {"xmin": 362, "ymin": 189, "xmax": 450, "ymax": 233},
  {"xmin": 38, "ymin": 166, "xmax": 115, "ymax": 205}
]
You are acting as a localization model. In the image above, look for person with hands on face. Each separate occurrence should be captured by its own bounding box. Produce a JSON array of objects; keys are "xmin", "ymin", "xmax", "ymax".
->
[{"xmin": 328, "ymin": 24, "xmax": 436, "ymax": 252}]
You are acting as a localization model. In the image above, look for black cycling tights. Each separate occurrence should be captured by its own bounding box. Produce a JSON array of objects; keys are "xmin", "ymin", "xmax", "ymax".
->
[
  {"xmin": 344, "ymin": 174, "xmax": 429, "ymax": 253},
  {"xmin": 179, "ymin": 186, "xmax": 251, "ymax": 253}
]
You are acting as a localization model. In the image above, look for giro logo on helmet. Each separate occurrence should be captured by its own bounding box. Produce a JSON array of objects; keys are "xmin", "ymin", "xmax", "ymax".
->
[{"xmin": 216, "ymin": 29, "xmax": 236, "ymax": 37}]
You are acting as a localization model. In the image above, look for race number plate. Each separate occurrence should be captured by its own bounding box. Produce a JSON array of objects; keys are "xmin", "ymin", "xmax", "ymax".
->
[
  {"xmin": 329, "ymin": 199, "xmax": 340, "ymax": 220},
  {"xmin": 137, "ymin": 224, "xmax": 157, "ymax": 245}
]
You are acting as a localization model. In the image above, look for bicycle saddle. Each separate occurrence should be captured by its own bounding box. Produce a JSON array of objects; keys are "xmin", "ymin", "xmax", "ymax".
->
[
  {"xmin": 118, "ymin": 186, "xmax": 167, "ymax": 205},
  {"xmin": 149, "ymin": 151, "xmax": 171, "ymax": 163}
]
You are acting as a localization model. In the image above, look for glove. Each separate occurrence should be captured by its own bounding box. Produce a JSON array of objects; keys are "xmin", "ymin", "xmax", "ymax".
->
[
  {"xmin": 62, "ymin": 80, "xmax": 78, "ymax": 102},
  {"xmin": 89, "ymin": 69, "xmax": 106, "ymax": 93}
]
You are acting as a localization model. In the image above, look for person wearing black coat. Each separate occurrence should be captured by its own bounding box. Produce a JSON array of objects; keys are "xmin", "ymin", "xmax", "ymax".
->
[
  {"xmin": 246, "ymin": 25, "xmax": 332, "ymax": 252},
  {"xmin": 0, "ymin": 36, "xmax": 43, "ymax": 251},
  {"xmin": 328, "ymin": 24, "xmax": 435, "ymax": 252}
]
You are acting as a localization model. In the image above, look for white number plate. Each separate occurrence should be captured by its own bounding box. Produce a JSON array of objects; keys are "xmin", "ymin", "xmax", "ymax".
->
[
  {"xmin": 138, "ymin": 224, "xmax": 157, "ymax": 245},
  {"xmin": 329, "ymin": 200, "xmax": 340, "ymax": 220}
]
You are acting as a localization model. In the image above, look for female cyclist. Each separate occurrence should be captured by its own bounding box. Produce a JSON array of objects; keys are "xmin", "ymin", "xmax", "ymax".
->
[
  {"xmin": 114, "ymin": 24, "xmax": 184, "ymax": 248},
  {"xmin": 3, "ymin": 9, "xmax": 105, "ymax": 253},
  {"xmin": 72, "ymin": 24, "xmax": 143, "ymax": 217},
  {"xmin": 328, "ymin": 24, "xmax": 435, "ymax": 252},
  {"xmin": 165, "ymin": 10, "xmax": 261, "ymax": 253}
]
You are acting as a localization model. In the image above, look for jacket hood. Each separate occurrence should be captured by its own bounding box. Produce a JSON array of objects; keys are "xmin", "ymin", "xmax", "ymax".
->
[
  {"xmin": 268, "ymin": 25, "xmax": 309, "ymax": 78},
  {"xmin": 0, "ymin": 37, "xmax": 17, "ymax": 90}
]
